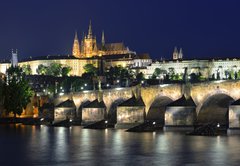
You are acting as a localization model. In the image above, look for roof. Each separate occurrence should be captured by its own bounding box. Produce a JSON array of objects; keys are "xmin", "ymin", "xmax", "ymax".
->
[
  {"xmin": 103, "ymin": 53, "xmax": 136, "ymax": 60},
  {"xmin": 136, "ymin": 53, "xmax": 151, "ymax": 59},
  {"xmin": 118, "ymin": 96, "xmax": 145, "ymax": 107},
  {"xmin": 167, "ymin": 95, "xmax": 196, "ymax": 107},
  {"xmin": 20, "ymin": 55, "xmax": 79, "ymax": 62},
  {"xmin": 0, "ymin": 59, "xmax": 10, "ymax": 63},
  {"xmin": 56, "ymin": 99, "xmax": 76, "ymax": 108},
  {"xmin": 157, "ymin": 57, "xmax": 240, "ymax": 63},
  {"xmin": 83, "ymin": 99, "xmax": 106, "ymax": 108},
  {"xmin": 104, "ymin": 43, "xmax": 127, "ymax": 51},
  {"xmin": 231, "ymin": 99, "xmax": 240, "ymax": 105}
]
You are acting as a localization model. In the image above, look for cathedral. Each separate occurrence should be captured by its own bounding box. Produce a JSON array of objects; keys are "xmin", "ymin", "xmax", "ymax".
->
[{"xmin": 72, "ymin": 21, "xmax": 133, "ymax": 58}]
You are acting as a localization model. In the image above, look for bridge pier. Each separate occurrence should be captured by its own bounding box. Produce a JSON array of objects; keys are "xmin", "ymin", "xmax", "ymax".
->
[
  {"xmin": 164, "ymin": 95, "xmax": 196, "ymax": 131},
  {"xmin": 115, "ymin": 96, "xmax": 145, "ymax": 129}
]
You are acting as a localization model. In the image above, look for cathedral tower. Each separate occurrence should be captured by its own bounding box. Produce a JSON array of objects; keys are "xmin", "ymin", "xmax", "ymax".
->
[
  {"xmin": 72, "ymin": 31, "xmax": 81, "ymax": 58},
  {"xmin": 83, "ymin": 20, "xmax": 98, "ymax": 57}
]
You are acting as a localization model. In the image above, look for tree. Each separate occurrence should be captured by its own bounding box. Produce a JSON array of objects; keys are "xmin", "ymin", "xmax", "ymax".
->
[
  {"xmin": 47, "ymin": 63, "xmax": 62, "ymax": 76},
  {"xmin": 153, "ymin": 68, "xmax": 161, "ymax": 77},
  {"xmin": 62, "ymin": 66, "xmax": 72, "ymax": 76},
  {"xmin": 83, "ymin": 64, "xmax": 97, "ymax": 76},
  {"xmin": 168, "ymin": 68, "xmax": 175, "ymax": 80},
  {"xmin": 22, "ymin": 64, "xmax": 32, "ymax": 75},
  {"xmin": 4, "ymin": 66, "xmax": 33, "ymax": 119},
  {"xmin": 36, "ymin": 64, "xmax": 48, "ymax": 75},
  {"xmin": 136, "ymin": 72, "xmax": 144, "ymax": 82}
]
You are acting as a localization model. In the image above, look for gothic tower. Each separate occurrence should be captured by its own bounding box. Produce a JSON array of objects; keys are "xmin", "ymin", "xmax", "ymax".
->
[
  {"xmin": 178, "ymin": 48, "xmax": 183, "ymax": 59},
  {"xmin": 83, "ymin": 20, "xmax": 98, "ymax": 57},
  {"xmin": 173, "ymin": 47, "xmax": 179, "ymax": 60},
  {"xmin": 72, "ymin": 31, "xmax": 81, "ymax": 58}
]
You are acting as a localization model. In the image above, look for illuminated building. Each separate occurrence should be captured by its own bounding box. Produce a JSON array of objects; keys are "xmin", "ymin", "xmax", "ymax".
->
[
  {"xmin": 74, "ymin": 21, "xmax": 134, "ymax": 58},
  {"xmin": 139, "ymin": 48, "xmax": 240, "ymax": 80}
]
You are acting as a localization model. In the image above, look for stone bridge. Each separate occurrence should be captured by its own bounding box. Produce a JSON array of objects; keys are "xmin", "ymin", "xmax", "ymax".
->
[{"xmin": 55, "ymin": 80, "xmax": 240, "ymax": 125}]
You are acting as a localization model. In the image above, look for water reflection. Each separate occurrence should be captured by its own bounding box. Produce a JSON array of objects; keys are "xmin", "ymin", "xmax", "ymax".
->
[{"xmin": 1, "ymin": 125, "xmax": 240, "ymax": 165}]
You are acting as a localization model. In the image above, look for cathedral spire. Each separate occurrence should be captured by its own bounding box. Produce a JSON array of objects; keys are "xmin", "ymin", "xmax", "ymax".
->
[
  {"xmin": 72, "ymin": 31, "xmax": 81, "ymax": 58},
  {"xmin": 101, "ymin": 30, "xmax": 105, "ymax": 46},
  {"xmin": 74, "ymin": 31, "xmax": 78, "ymax": 40},
  {"xmin": 88, "ymin": 20, "xmax": 93, "ymax": 39}
]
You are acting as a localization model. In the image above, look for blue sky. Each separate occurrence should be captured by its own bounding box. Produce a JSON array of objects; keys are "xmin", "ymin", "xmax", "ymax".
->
[{"xmin": 0, "ymin": 0, "xmax": 240, "ymax": 60}]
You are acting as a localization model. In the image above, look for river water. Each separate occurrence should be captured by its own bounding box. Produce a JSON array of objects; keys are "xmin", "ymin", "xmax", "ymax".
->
[{"xmin": 0, "ymin": 125, "xmax": 240, "ymax": 166}]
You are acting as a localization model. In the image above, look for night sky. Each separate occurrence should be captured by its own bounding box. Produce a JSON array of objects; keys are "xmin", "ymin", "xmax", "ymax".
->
[{"xmin": 0, "ymin": 0, "xmax": 240, "ymax": 60}]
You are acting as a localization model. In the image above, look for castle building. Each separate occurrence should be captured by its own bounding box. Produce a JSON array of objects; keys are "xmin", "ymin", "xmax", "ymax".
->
[{"xmin": 72, "ymin": 21, "xmax": 133, "ymax": 58}]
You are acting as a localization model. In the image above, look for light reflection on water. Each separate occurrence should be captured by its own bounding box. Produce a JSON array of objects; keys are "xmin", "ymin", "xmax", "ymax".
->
[{"xmin": 0, "ymin": 125, "xmax": 240, "ymax": 165}]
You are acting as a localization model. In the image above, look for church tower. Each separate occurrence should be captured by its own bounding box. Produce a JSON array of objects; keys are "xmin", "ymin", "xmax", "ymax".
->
[
  {"xmin": 178, "ymin": 48, "xmax": 183, "ymax": 59},
  {"xmin": 72, "ymin": 31, "xmax": 81, "ymax": 58},
  {"xmin": 11, "ymin": 49, "xmax": 18, "ymax": 67},
  {"xmin": 173, "ymin": 47, "xmax": 179, "ymax": 60}
]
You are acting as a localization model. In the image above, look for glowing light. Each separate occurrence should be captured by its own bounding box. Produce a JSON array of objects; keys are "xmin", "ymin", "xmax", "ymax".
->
[
  {"xmin": 59, "ymin": 92, "xmax": 64, "ymax": 96},
  {"xmin": 105, "ymin": 120, "xmax": 108, "ymax": 124},
  {"xmin": 214, "ymin": 80, "xmax": 226, "ymax": 84},
  {"xmin": 84, "ymin": 83, "xmax": 87, "ymax": 86},
  {"xmin": 159, "ymin": 84, "xmax": 169, "ymax": 87},
  {"xmin": 40, "ymin": 118, "xmax": 44, "ymax": 121},
  {"xmin": 152, "ymin": 121, "xmax": 156, "ymax": 125},
  {"xmin": 81, "ymin": 87, "xmax": 84, "ymax": 90},
  {"xmin": 217, "ymin": 123, "xmax": 220, "ymax": 128}
]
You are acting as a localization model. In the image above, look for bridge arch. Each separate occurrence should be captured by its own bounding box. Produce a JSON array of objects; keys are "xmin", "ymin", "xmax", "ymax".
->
[
  {"xmin": 108, "ymin": 98, "xmax": 126, "ymax": 124},
  {"xmin": 146, "ymin": 95, "xmax": 174, "ymax": 124},
  {"xmin": 77, "ymin": 100, "xmax": 91, "ymax": 119},
  {"xmin": 197, "ymin": 92, "xmax": 235, "ymax": 126}
]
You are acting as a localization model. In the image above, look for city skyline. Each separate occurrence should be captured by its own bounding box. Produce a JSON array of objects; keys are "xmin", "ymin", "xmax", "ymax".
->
[{"xmin": 0, "ymin": 0, "xmax": 240, "ymax": 60}]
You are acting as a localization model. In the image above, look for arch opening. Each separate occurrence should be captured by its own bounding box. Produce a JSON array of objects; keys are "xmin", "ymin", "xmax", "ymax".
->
[
  {"xmin": 78, "ymin": 100, "xmax": 91, "ymax": 121},
  {"xmin": 147, "ymin": 96, "xmax": 173, "ymax": 124},
  {"xmin": 108, "ymin": 98, "xmax": 125, "ymax": 124},
  {"xmin": 197, "ymin": 93, "xmax": 234, "ymax": 127}
]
